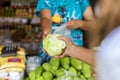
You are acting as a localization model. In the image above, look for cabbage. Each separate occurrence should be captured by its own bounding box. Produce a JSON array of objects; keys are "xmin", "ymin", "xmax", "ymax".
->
[{"xmin": 43, "ymin": 34, "xmax": 66, "ymax": 56}]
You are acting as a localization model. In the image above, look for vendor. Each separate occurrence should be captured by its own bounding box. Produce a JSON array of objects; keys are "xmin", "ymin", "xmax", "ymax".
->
[
  {"xmin": 56, "ymin": 0, "xmax": 120, "ymax": 79},
  {"xmin": 36, "ymin": 0, "xmax": 95, "ymax": 62}
]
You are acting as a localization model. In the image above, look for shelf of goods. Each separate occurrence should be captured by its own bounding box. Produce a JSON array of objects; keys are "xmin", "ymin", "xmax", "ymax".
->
[{"xmin": 0, "ymin": 0, "xmax": 41, "ymax": 55}]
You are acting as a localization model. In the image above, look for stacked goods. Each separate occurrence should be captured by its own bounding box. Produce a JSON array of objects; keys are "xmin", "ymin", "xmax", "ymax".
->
[
  {"xmin": 25, "ymin": 57, "xmax": 93, "ymax": 80},
  {"xmin": 0, "ymin": 46, "xmax": 26, "ymax": 80}
]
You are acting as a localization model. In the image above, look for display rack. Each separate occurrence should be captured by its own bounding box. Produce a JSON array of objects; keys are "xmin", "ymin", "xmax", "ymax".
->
[{"xmin": 0, "ymin": 0, "xmax": 41, "ymax": 55}]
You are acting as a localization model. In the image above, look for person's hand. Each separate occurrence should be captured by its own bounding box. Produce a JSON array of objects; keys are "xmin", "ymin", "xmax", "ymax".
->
[
  {"xmin": 55, "ymin": 36, "xmax": 76, "ymax": 58},
  {"xmin": 42, "ymin": 32, "xmax": 49, "ymax": 53},
  {"xmin": 67, "ymin": 20, "xmax": 83, "ymax": 29}
]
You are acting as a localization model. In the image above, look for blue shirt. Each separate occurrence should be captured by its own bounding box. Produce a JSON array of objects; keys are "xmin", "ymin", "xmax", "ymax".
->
[{"xmin": 36, "ymin": 0, "xmax": 90, "ymax": 46}]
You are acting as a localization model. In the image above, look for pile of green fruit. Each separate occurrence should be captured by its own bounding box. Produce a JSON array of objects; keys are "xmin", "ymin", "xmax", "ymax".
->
[{"xmin": 25, "ymin": 57, "xmax": 93, "ymax": 80}]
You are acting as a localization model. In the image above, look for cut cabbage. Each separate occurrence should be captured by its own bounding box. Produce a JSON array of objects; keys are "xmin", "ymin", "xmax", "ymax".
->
[{"xmin": 43, "ymin": 34, "xmax": 66, "ymax": 56}]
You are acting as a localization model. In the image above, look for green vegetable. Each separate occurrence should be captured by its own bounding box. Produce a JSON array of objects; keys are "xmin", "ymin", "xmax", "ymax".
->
[
  {"xmin": 72, "ymin": 76, "xmax": 80, "ymax": 80},
  {"xmin": 50, "ymin": 57, "xmax": 60, "ymax": 72},
  {"xmin": 24, "ymin": 77, "xmax": 30, "ymax": 80},
  {"xmin": 80, "ymin": 75, "xmax": 87, "ymax": 80},
  {"xmin": 53, "ymin": 78, "xmax": 57, "ymax": 80},
  {"xmin": 36, "ymin": 76, "xmax": 45, "ymax": 80},
  {"xmin": 68, "ymin": 66, "xmax": 77, "ymax": 76},
  {"xmin": 61, "ymin": 57, "xmax": 70, "ymax": 69},
  {"xmin": 81, "ymin": 63, "xmax": 92, "ymax": 78},
  {"xmin": 28, "ymin": 70, "xmax": 35, "ymax": 80},
  {"xmin": 87, "ymin": 77, "xmax": 94, "ymax": 80},
  {"xmin": 42, "ymin": 71, "xmax": 53, "ymax": 80},
  {"xmin": 43, "ymin": 34, "xmax": 66, "ymax": 56},
  {"xmin": 77, "ymin": 71, "xmax": 81, "ymax": 77},
  {"xmin": 65, "ymin": 75, "xmax": 73, "ymax": 80},
  {"xmin": 42, "ymin": 63, "xmax": 52, "ymax": 71},
  {"xmin": 55, "ymin": 68, "xmax": 66, "ymax": 77},
  {"xmin": 70, "ymin": 58, "xmax": 82, "ymax": 70},
  {"xmin": 35, "ymin": 66, "xmax": 43, "ymax": 77},
  {"xmin": 57, "ymin": 75, "xmax": 65, "ymax": 80}
]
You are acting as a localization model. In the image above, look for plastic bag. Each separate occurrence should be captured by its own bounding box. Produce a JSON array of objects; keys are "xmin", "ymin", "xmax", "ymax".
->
[
  {"xmin": 0, "ymin": 71, "xmax": 24, "ymax": 80},
  {"xmin": 26, "ymin": 56, "xmax": 43, "ymax": 74},
  {"xmin": 54, "ymin": 24, "xmax": 71, "ymax": 37}
]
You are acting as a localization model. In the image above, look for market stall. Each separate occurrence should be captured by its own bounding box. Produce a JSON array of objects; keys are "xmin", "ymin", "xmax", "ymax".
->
[{"xmin": 0, "ymin": 0, "xmax": 96, "ymax": 80}]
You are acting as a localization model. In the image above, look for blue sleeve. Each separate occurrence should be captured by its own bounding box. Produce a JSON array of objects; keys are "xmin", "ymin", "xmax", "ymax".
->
[
  {"xmin": 80, "ymin": 0, "xmax": 90, "ymax": 15},
  {"xmin": 36, "ymin": 0, "xmax": 51, "ymax": 17}
]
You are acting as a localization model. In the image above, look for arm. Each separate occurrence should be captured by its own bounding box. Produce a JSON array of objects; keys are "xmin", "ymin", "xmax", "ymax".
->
[
  {"xmin": 40, "ymin": 9, "xmax": 52, "ymax": 39},
  {"xmin": 69, "ymin": 46, "xmax": 95, "ymax": 66},
  {"xmin": 81, "ymin": 6, "xmax": 95, "ymax": 30},
  {"xmin": 56, "ymin": 36, "xmax": 95, "ymax": 67},
  {"xmin": 67, "ymin": 6, "xmax": 95, "ymax": 31}
]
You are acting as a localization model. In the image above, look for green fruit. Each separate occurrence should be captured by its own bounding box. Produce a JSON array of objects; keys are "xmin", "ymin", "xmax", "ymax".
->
[
  {"xmin": 77, "ymin": 71, "xmax": 81, "ymax": 77},
  {"xmin": 80, "ymin": 75, "xmax": 87, "ymax": 80},
  {"xmin": 55, "ymin": 68, "xmax": 66, "ymax": 77},
  {"xmin": 36, "ymin": 76, "xmax": 45, "ymax": 80},
  {"xmin": 70, "ymin": 58, "xmax": 82, "ymax": 70},
  {"xmin": 42, "ymin": 63, "xmax": 52, "ymax": 71},
  {"xmin": 81, "ymin": 63, "xmax": 92, "ymax": 78},
  {"xmin": 61, "ymin": 57, "xmax": 70, "ymax": 69},
  {"xmin": 28, "ymin": 70, "xmax": 35, "ymax": 80},
  {"xmin": 68, "ymin": 66, "xmax": 77, "ymax": 76},
  {"xmin": 87, "ymin": 77, "xmax": 94, "ymax": 80},
  {"xmin": 72, "ymin": 76, "xmax": 80, "ymax": 80},
  {"xmin": 50, "ymin": 57, "xmax": 60, "ymax": 72},
  {"xmin": 24, "ymin": 77, "xmax": 30, "ymax": 80},
  {"xmin": 35, "ymin": 66, "xmax": 43, "ymax": 77},
  {"xmin": 42, "ymin": 71, "xmax": 53, "ymax": 80}
]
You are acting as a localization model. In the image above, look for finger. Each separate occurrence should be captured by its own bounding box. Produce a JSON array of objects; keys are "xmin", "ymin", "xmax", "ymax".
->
[
  {"xmin": 57, "ymin": 36, "xmax": 67, "ymax": 41},
  {"xmin": 60, "ymin": 53, "xmax": 67, "ymax": 58},
  {"xmin": 55, "ymin": 52, "xmax": 67, "ymax": 58}
]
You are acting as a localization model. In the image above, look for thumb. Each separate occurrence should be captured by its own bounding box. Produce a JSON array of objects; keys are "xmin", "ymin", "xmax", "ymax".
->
[
  {"xmin": 58, "ymin": 36, "xmax": 68, "ymax": 42},
  {"xmin": 55, "ymin": 52, "xmax": 67, "ymax": 58}
]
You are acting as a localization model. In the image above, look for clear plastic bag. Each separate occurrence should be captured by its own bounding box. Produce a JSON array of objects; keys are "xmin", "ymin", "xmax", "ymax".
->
[
  {"xmin": 26, "ymin": 56, "xmax": 43, "ymax": 74},
  {"xmin": 0, "ymin": 71, "xmax": 24, "ymax": 80},
  {"xmin": 54, "ymin": 24, "xmax": 71, "ymax": 37}
]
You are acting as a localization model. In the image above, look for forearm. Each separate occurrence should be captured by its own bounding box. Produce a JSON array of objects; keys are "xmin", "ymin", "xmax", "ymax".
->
[
  {"xmin": 41, "ymin": 17, "xmax": 52, "ymax": 39},
  {"xmin": 79, "ymin": 20, "xmax": 95, "ymax": 31},
  {"xmin": 69, "ymin": 45, "xmax": 95, "ymax": 66}
]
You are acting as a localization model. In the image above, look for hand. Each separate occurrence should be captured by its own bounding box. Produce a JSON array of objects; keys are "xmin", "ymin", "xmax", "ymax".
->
[
  {"xmin": 42, "ymin": 32, "xmax": 50, "ymax": 53},
  {"xmin": 55, "ymin": 36, "xmax": 76, "ymax": 58},
  {"xmin": 67, "ymin": 20, "xmax": 83, "ymax": 29}
]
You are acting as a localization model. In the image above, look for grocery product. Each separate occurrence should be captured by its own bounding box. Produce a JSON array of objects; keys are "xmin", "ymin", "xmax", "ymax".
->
[
  {"xmin": 28, "ymin": 70, "xmax": 36, "ymax": 80},
  {"xmin": 42, "ymin": 71, "xmax": 53, "ymax": 80},
  {"xmin": 68, "ymin": 66, "xmax": 77, "ymax": 76},
  {"xmin": 50, "ymin": 57, "xmax": 60, "ymax": 72},
  {"xmin": 55, "ymin": 68, "xmax": 66, "ymax": 77},
  {"xmin": 70, "ymin": 57, "xmax": 82, "ymax": 70},
  {"xmin": 43, "ymin": 34, "xmax": 66, "ymax": 56},
  {"xmin": 80, "ymin": 75, "xmax": 87, "ymax": 80},
  {"xmin": 26, "ymin": 57, "xmax": 93, "ymax": 80},
  {"xmin": 35, "ymin": 66, "xmax": 43, "ymax": 78},
  {"xmin": 0, "ymin": 55, "xmax": 25, "ymax": 70},
  {"xmin": 81, "ymin": 63, "xmax": 92, "ymax": 78},
  {"xmin": 61, "ymin": 57, "xmax": 70, "ymax": 69},
  {"xmin": 36, "ymin": 76, "xmax": 44, "ymax": 80},
  {"xmin": 26, "ymin": 56, "xmax": 43, "ymax": 74},
  {"xmin": 42, "ymin": 63, "xmax": 52, "ymax": 72}
]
